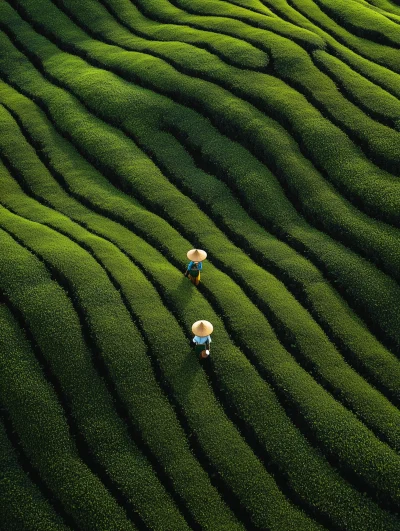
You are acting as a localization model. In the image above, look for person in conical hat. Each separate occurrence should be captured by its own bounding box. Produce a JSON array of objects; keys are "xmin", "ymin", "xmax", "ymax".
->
[
  {"xmin": 184, "ymin": 249, "xmax": 207, "ymax": 286},
  {"xmin": 192, "ymin": 320, "xmax": 213, "ymax": 359}
]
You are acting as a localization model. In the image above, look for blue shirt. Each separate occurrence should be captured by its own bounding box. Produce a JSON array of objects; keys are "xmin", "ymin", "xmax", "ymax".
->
[
  {"xmin": 188, "ymin": 261, "xmax": 203, "ymax": 271},
  {"xmin": 193, "ymin": 335, "xmax": 211, "ymax": 344}
]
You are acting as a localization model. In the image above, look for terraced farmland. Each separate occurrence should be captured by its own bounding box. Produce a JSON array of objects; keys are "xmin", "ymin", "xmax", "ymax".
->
[{"xmin": 0, "ymin": 0, "xmax": 400, "ymax": 529}]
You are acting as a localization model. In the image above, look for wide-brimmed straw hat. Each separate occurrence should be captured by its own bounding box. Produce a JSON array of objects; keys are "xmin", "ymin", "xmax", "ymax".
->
[
  {"xmin": 192, "ymin": 320, "xmax": 213, "ymax": 337},
  {"xmin": 187, "ymin": 249, "xmax": 207, "ymax": 262}
]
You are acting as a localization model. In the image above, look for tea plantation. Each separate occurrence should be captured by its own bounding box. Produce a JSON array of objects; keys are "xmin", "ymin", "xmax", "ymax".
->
[{"xmin": 0, "ymin": 0, "xmax": 400, "ymax": 529}]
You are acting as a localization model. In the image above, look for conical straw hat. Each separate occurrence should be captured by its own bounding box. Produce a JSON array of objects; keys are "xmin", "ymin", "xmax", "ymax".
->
[
  {"xmin": 192, "ymin": 320, "xmax": 213, "ymax": 337},
  {"xmin": 187, "ymin": 249, "xmax": 207, "ymax": 262}
]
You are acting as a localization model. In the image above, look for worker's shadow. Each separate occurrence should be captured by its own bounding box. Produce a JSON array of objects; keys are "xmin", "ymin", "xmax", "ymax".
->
[
  {"xmin": 172, "ymin": 276, "xmax": 203, "ymax": 394},
  {"xmin": 176, "ymin": 345, "xmax": 202, "ymax": 396},
  {"xmin": 170, "ymin": 276, "xmax": 196, "ymax": 309}
]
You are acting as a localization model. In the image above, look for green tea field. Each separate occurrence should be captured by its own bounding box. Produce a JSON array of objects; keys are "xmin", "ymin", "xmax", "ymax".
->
[{"xmin": 1, "ymin": 0, "xmax": 400, "ymax": 529}]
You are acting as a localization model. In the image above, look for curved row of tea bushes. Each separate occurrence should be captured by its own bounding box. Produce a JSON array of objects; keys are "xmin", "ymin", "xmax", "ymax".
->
[
  {"xmin": 0, "ymin": 309, "xmax": 70, "ymax": 531},
  {"xmin": 0, "ymin": 179, "xmax": 245, "ymax": 530},
  {"xmin": 2, "ymin": 16, "xmax": 400, "ymax": 444},
  {"xmin": 53, "ymin": 0, "xmax": 270, "ymax": 76},
  {"xmin": 0, "ymin": 77, "xmax": 397, "ymax": 530},
  {"xmin": 3, "ymin": 4, "xmax": 400, "ymax": 355},
  {"xmin": 59, "ymin": 0, "xmax": 400, "ymax": 212},
  {"xmin": 311, "ymin": 49, "xmax": 400, "ymax": 126},
  {"xmin": 72, "ymin": 0, "xmax": 270, "ymax": 71},
  {"xmin": 220, "ymin": 0, "xmax": 275, "ymax": 17},
  {"xmin": 365, "ymin": 0, "xmax": 400, "ymax": 16},
  {"xmin": 0, "ymin": 230, "xmax": 135, "ymax": 531},
  {"xmin": 101, "ymin": 0, "xmax": 282, "ymax": 55},
  {"xmin": 129, "ymin": 0, "xmax": 325, "ymax": 52},
  {"xmin": 312, "ymin": 0, "xmax": 400, "ymax": 46},
  {"xmin": 171, "ymin": 0, "xmax": 329, "ymax": 48},
  {"xmin": 272, "ymin": 0, "xmax": 400, "ymax": 72},
  {"xmin": 2, "ymin": 74, "xmax": 400, "ymax": 531},
  {"xmin": 264, "ymin": 0, "xmax": 400, "ymax": 101},
  {"xmin": 0, "ymin": 420, "xmax": 68, "ymax": 531},
  {"xmin": 144, "ymin": 0, "xmax": 275, "ymax": 28},
  {"xmin": 350, "ymin": 0, "xmax": 400, "ymax": 22}
]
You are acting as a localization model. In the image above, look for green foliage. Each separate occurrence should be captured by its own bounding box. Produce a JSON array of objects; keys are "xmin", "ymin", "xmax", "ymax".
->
[
  {"xmin": 2, "ymin": 0, "xmax": 400, "ymax": 352},
  {"xmin": 0, "ymin": 84, "xmax": 398, "ymax": 530},
  {"xmin": 313, "ymin": 0, "xmax": 400, "ymax": 46},
  {"xmin": 0, "ymin": 178, "xmax": 239, "ymax": 529},
  {"xmin": 1, "ymin": 0, "xmax": 400, "ymax": 529},
  {"xmin": 0, "ymin": 238, "xmax": 134, "ymax": 531},
  {"xmin": 0, "ymin": 309, "xmax": 69, "ymax": 531}
]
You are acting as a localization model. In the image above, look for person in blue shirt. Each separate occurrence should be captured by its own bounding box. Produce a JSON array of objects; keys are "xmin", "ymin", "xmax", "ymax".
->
[
  {"xmin": 185, "ymin": 249, "xmax": 207, "ymax": 286},
  {"xmin": 192, "ymin": 320, "xmax": 213, "ymax": 359}
]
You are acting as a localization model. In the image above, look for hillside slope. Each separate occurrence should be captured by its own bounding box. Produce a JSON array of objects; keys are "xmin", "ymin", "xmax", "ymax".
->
[{"xmin": 0, "ymin": 1, "xmax": 399, "ymax": 529}]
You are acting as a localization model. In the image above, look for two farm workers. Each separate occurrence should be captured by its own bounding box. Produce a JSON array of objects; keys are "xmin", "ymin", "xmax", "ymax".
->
[{"xmin": 185, "ymin": 249, "xmax": 213, "ymax": 359}]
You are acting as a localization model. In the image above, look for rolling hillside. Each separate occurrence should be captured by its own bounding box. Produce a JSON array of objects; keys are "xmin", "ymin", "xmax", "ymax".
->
[{"xmin": 0, "ymin": 0, "xmax": 399, "ymax": 529}]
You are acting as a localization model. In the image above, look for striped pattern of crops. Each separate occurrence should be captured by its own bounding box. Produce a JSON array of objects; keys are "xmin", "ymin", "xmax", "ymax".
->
[{"xmin": 0, "ymin": 0, "xmax": 399, "ymax": 529}]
